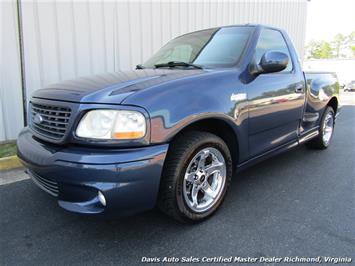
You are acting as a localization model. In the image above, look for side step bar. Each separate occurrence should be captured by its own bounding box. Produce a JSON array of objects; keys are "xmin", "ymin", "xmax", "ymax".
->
[{"xmin": 298, "ymin": 127, "xmax": 319, "ymax": 144}]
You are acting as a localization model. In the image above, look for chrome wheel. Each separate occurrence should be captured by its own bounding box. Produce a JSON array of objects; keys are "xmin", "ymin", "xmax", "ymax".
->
[
  {"xmin": 183, "ymin": 147, "xmax": 226, "ymax": 213},
  {"xmin": 322, "ymin": 112, "xmax": 334, "ymax": 145}
]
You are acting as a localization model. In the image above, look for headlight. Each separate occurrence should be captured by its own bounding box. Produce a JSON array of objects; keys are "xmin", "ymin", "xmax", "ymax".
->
[{"xmin": 76, "ymin": 110, "xmax": 146, "ymax": 140}]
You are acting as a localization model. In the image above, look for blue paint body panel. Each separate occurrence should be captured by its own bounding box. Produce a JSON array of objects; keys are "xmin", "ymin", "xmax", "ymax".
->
[
  {"xmin": 17, "ymin": 25, "xmax": 339, "ymax": 216},
  {"xmin": 17, "ymin": 128, "xmax": 168, "ymax": 216}
]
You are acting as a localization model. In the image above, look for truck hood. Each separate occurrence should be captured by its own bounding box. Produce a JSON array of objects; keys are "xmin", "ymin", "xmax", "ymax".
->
[{"xmin": 32, "ymin": 69, "xmax": 205, "ymax": 104}]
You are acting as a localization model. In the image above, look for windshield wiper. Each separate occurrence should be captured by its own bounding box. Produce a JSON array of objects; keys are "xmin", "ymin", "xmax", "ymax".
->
[
  {"xmin": 154, "ymin": 61, "xmax": 203, "ymax": 69},
  {"xmin": 136, "ymin": 64, "xmax": 145, "ymax": 69}
]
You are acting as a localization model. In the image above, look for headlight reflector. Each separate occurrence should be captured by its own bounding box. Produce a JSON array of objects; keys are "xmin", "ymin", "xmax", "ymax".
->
[{"xmin": 76, "ymin": 110, "xmax": 146, "ymax": 140}]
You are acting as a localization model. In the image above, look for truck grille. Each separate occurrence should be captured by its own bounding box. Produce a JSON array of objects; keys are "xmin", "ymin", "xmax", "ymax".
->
[
  {"xmin": 31, "ymin": 103, "xmax": 71, "ymax": 140},
  {"xmin": 28, "ymin": 170, "xmax": 59, "ymax": 197}
]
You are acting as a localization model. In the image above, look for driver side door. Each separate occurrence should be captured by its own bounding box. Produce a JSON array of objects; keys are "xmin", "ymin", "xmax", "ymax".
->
[{"xmin": 247, "ymin": 28, "xmax": 305, "ymax": 157}]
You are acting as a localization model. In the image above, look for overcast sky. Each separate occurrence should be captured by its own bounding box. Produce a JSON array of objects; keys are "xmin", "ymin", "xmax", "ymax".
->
[{"xmin": 305, "ymin": 0, "xmax": 355, "ymax": 43}]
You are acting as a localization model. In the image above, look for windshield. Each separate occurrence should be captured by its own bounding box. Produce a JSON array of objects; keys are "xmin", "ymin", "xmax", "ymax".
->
[{"xmin": 143, "ymin": 26, "xmax": 253, "ymax": 69}]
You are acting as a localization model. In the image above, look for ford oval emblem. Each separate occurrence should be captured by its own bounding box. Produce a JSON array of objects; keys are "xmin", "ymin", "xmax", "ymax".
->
[{"xmin": 33, "ymin": 113, "xmax": 44, "ymax": 124}]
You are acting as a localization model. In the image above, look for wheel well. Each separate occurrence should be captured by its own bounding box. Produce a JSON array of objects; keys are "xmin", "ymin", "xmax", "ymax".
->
[
  {"xmin": 327, "ymin": 97, "xmax": 338, "ymax": 113},
  {"xmin": 171, "ymin": 119, "xmax": 239, "ymax": 169}
]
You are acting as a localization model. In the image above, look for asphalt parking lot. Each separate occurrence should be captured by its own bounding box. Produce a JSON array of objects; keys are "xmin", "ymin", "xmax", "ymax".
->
[{"xmin": 1, "ymin": 93, "xmax": 354, "ymax": 266}]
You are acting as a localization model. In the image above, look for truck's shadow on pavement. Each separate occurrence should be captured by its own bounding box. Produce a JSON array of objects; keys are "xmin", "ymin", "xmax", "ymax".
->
[{"xmin": 1, "ymin": 104, "xmax": 354, "ymax": 265}]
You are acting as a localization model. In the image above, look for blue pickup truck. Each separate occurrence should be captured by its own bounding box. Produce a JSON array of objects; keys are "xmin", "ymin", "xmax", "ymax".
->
[{"xmin": 17, "ymin": 24, "xmax": 339, "ymax": 222}]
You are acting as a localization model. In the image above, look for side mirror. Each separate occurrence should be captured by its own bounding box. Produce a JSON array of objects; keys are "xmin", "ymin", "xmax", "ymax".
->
[
  {"xmin": 249, "ymin": 51, "xmax": 289, "ymax": 75},
  {"xmin": 260, "ymin": 51, "xmax": 289, "ymax": 73}
]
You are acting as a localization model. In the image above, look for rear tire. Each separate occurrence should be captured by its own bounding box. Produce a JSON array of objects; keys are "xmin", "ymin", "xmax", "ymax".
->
[
  {"xmin": 158, "ymin": 131, "xmax": 233, "ymax": 223},
  {"xmin": 306, "ymin": 106, "xmax": 335, "ymax": 149}
]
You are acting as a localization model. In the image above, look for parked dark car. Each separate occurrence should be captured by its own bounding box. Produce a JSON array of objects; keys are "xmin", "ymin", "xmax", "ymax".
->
[
  {"xmin": 17, "ymin": 24, "xmax": 340, "ymax": 222},
  {"xmin": 344, "ymin": 80, "xmax": 355, "ymax": 91}
]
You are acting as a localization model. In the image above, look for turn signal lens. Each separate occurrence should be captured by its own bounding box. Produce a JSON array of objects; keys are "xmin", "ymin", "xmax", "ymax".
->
[{"xmin": 112, "ymin": 131, "xmax": 145, "ymax": 139}]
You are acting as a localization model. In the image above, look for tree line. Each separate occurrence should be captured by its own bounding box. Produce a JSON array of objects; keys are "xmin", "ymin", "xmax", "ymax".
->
[{"xmin": 305, "ymin": 32, "xmax": 355, "ymax": 59}]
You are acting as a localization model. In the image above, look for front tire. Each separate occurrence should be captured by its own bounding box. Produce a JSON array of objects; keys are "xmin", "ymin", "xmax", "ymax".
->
[
  {"xmin": 158, "ymin": 131, "xmax": 233, "ymax": 223},
  {"xmin": 306, "ymin": 106, "xmax": 335, "ymax": 149}
]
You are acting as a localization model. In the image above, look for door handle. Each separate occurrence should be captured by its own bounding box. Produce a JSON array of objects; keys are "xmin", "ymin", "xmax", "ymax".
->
[{"xmin": 295, "ymin": 85, "xmax": 304, "ymax": 93}]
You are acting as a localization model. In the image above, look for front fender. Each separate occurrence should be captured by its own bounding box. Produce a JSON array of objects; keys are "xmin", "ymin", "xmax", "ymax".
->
[
  {"xmin": 123, "ymin": 69, "xmax": 249, "ymax": 161},
  {"xmin": 150, "ymin": 112, "xmax": 243, "ymax": 143}
]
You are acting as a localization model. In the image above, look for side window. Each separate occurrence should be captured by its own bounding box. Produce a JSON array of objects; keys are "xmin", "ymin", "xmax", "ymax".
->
[{"xmin": 255, "ymin": 29, "xmax": 293, "ymax": 72}]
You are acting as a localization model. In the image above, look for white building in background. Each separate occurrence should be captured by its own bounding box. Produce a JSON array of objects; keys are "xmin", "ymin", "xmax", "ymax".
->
[{"xmin": 0, "ymin": 0, "xmax": 308, "ymax": 141}]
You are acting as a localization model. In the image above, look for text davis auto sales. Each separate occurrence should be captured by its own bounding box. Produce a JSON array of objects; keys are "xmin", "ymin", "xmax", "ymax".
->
[{"xmin": 141, "ymin": 256, "xmax": 352, "ymax": 264}]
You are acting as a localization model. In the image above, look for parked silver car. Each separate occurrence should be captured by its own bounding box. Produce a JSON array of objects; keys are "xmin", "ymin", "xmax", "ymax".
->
[{"xmin": 344, "ymin": 80, "xmax": 355, "ymax": 92}]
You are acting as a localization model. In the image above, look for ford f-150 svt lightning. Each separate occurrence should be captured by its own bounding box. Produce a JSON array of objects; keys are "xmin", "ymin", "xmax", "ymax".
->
[{"xmin": 17, "ymin": 25, "xmax": 340, "ymax": 222}]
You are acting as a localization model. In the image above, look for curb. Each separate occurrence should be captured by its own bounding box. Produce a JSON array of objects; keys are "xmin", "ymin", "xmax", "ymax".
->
[{"xmin": 0, "ymin": 155, "xmax": 23, "ymax": 171}]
